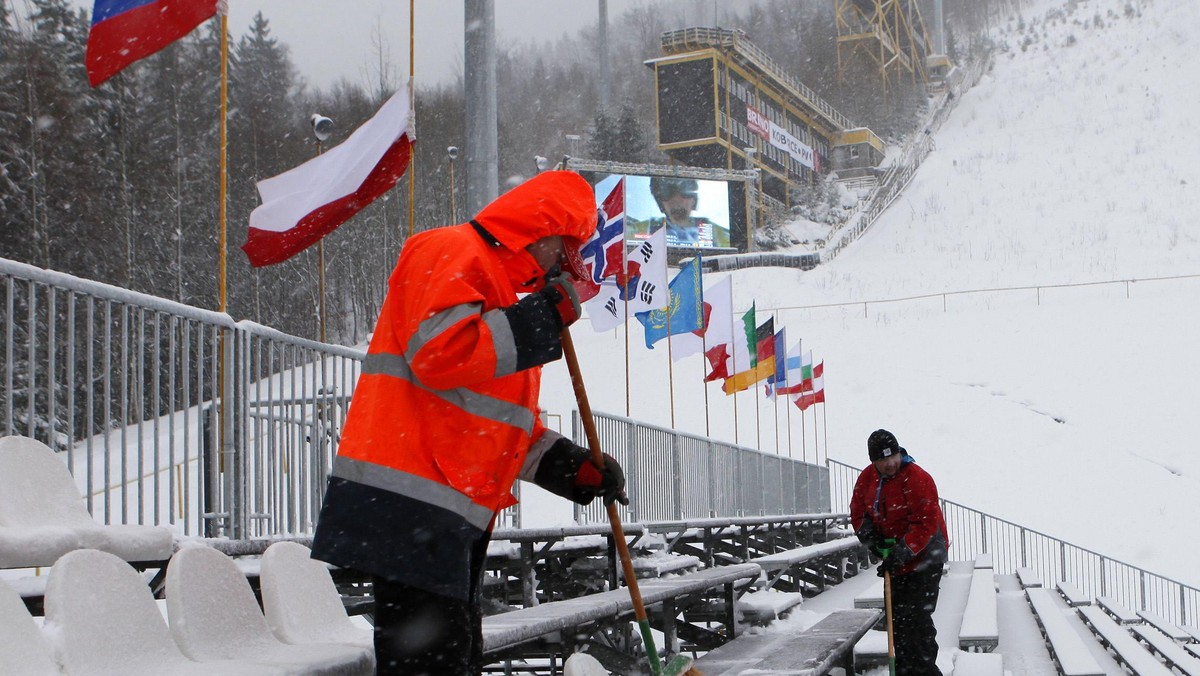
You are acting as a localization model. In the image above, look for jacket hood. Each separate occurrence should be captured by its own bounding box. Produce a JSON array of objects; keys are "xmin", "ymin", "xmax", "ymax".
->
[{"xmin": 472, "ymin": 171, "xmax": 598, "ymax": 252}]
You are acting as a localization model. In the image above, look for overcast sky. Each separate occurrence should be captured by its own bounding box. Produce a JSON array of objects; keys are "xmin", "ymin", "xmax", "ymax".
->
[{"xmin": 224, "ymin": 0, "xmax": 650, "ymax": 90}]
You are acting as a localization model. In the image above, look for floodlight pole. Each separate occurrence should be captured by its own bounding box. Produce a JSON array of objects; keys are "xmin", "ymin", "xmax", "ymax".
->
[
  {"xmin": 312, "ymin": 115, "xmax": 334, "ymax": 343},
  {"xmin": 447, "ymin": 146, "xmax": 459, "ymax": 223}
]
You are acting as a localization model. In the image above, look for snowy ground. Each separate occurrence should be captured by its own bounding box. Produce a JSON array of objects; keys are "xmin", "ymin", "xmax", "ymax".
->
[{"xmin": 528, "ymin": 0, "xmax": 1200, "ymax": 591}]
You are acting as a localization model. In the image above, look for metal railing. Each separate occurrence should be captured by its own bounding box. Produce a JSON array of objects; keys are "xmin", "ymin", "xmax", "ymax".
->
[
  {"xmin": 4, "ymin": 258, "xmax": 831, "ymax": 542},
  {"xmin": 1, "ymin": 258, "xmax": 362, "ymax": 540},
  {"xmin": 574, "ymin": 410, "xmax": 829, "ymax": 525},
  {"xmin": 659, "ymin": 27, "xmax": 856, "ymax": 132},
  {"xmin": 828, "ymin": 459, "xmax": 1200, "ymax": 626}
]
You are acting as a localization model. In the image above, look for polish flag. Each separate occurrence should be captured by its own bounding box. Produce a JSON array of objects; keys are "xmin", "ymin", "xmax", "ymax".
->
[{"xmin": 242, "ymin": 81, "xmax": 415, "ymax": 267}]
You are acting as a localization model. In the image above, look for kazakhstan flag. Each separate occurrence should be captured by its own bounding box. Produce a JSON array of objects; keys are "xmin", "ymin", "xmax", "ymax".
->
[{"xmin": 635, "ymin": 257, "xmax": 704, "ymax": 349}]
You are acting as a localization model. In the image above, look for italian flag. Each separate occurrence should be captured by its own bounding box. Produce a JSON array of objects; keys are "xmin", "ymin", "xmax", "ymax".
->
[{"xmin": 792, "ymin": 362, "xmax": 825, "ymax": 411}]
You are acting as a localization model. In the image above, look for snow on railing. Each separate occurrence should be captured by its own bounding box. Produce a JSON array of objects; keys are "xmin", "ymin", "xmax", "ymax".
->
[{"xmin": 828, "ymin": 458, "xmax": 1200, "ymax": 628}]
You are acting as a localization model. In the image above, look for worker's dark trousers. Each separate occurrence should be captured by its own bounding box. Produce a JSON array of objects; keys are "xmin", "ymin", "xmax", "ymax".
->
[
  {"xmin": 372, "ymin": 533, "xmax": 491, "ymax": 675},
  {"xmin": 891, "ymin": 564, "xmax": 943, "ymax": 676}
]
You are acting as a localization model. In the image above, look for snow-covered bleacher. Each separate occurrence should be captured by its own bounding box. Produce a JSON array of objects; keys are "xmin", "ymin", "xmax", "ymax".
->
[
  {"xmin": 958, "ymin": 553, "xmax": 1000, "ymax": 652},
  {"xmin": 0, "ymin": 436, "xmax": 172, "ymax": 569},
  {"xmin": 4, "ymin": 543, "xmax": 375, "ymax": 676}
]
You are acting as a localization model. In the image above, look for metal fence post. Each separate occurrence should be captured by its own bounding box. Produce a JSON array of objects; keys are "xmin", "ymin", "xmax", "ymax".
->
[
  {"xmin": 1139, "ymin": 570, "xmax": 1147, "ymax": 611},
  {"xmin": 672, "ymin": 434, "xmax": 684, "ymax": 520},
  {"xmin": 707, "ymin": 440, "xmax": 716, "ymax": 518},
  {"xmin": 1020, "ymin": 529, "xmax": 1027, "ymax": 568},
  {"xmin": 626, "ymin": 421, "xmax": 639, "ymax": 523}
]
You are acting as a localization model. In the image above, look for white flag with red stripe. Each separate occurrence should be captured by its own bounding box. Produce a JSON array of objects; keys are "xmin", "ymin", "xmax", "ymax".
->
[{"xmin": 242, "ymin": 80, "xmax": 415, "ymax": 267}]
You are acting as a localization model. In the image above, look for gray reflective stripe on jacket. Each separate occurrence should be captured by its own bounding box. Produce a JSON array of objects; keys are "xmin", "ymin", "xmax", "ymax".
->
[
  {"xmin": 404, "ymin": 302, "xmax": 520, "ymax": 379},
  {"xmin": 331, "ymin": 455, "xmax": 495, "ymax": 530},
  {"xmin": 361, "ymin": 352, "xmax": 536, "ymax": 434}
]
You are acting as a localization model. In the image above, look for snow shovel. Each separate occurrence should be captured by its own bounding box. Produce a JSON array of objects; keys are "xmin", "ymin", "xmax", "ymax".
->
[
  {"xmin": 561, "ymin": 327, "xmax": 700, "ymax": 676},
  {"xmin": 884, "ymin": 569, "xmax": 897, "ymax": 676}
]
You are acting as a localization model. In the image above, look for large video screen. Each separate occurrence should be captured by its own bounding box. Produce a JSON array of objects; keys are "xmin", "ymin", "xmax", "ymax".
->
[{"xmin": 591, "ymin": 173, "xmax": 741, "ymax": 251}]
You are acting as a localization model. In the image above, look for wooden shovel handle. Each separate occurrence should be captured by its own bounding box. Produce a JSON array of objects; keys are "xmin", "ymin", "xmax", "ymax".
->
[{"xmin": 559, "ymin": 328, "xmax": 650, "ymax": 622}]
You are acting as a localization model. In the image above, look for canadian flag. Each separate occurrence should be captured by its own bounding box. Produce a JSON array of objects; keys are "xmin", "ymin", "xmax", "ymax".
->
[{"xmin": 242, "ymin": 81, "xmax": 415, "ymax": 267}]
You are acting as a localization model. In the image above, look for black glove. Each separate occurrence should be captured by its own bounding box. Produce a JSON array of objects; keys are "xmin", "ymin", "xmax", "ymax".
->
[
  {"xmin": 876, "ymin": 539, "xmax": 914, "ymax": 576},
  {"xmin": 575, "ymin": 452, "xmax": 629, "ymax": 506},
  {"xmin": 533, "ymin": 438, "xmax": 628, "ymax": 506},
  {"xmin": 541, "ymin": 274, "xmax": 583, "ymax": 329}
]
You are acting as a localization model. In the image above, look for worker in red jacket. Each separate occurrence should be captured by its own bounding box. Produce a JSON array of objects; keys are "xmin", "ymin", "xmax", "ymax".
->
[
  {"xmin": 850, "ymin": 429, "xmax": 949, "ymax": 676},
  {"xmin": 311, "ymin": 171, "xmax": 628, "ymax": 675}
]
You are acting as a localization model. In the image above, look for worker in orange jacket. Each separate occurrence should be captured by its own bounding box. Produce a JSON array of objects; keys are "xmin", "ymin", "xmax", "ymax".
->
[{"xmin": 311, "ymin": 171, "xmax": 628, "ymax": 675}]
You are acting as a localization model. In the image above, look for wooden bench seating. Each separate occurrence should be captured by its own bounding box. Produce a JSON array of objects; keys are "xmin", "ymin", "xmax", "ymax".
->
[
  {"xmin": 693, "ymin": 609, "xmax": 881, "ymax": 675},
  {"xmin": 1096, "ymin": 595, "xmax": 1141, "ymax": 625},
  {"xmin": 1024, "ymin": 587, "xmax": 1105, "ymax": 676},
  {"xmin": 1077, "ymin": 605, "xmax": 1173, "ymax": 676},
  {"xmin": 481, "ymin": 562, "xmax": 761, "ymax": 656},
  {"xmin": 648, "ymin": 514, "xmax": 849, "ymax": 567},
  {"xmin": 1057, "ymin": 581, "xmax": 1091, "ymax": 607},
  {"xmin": 1137, "ymin": 609, "xmax": 1192, "ymax": 642},
  {"xmin": 751, "ymin": 536, "xmax": 866, "ymax": 594},
  {"xmin": 952, "ymin": 652, "xmax": 1003, "ymax": 675},
  {"xmin": 1131, "ymin": 624, "xmax": 1200, "ymax": 676},
  {"xmin": 1016, "ymin": 566, "xmax": 1042, "ymax": 588},
  {"xmin": 958, "ymin": 564, "xmax": 999, "ymax": 652}
]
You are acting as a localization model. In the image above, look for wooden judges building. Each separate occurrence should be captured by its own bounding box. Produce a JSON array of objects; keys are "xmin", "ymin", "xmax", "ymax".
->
[{"xmin": 645, "ymin": 27, "xmax": 885, "ymax": 206}]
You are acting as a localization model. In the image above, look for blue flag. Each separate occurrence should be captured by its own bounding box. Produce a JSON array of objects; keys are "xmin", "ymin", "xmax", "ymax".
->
[{"xmin": 635, "ymin": 257, "xmax": 703, "ymax": 349}]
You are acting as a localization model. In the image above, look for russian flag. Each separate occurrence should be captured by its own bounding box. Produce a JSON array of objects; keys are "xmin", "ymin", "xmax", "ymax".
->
[
  {"xmin": 242, "ymin": 82, "xmax": 415, "ymax": 268},
  {"xmin": 86, "ymin": 0, "xmax": 218, "ymax": 87}
]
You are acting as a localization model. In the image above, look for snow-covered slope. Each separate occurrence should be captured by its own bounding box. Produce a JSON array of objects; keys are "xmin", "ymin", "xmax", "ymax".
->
[{"xmin": 535, "ymin": 0, "xmax": 1200, "ymax": 589}]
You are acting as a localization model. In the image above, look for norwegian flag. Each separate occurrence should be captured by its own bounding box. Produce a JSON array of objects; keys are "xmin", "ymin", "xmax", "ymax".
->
[{"xmin": 574, "ymin": 178, "xmax": 626, "ymax": 289}]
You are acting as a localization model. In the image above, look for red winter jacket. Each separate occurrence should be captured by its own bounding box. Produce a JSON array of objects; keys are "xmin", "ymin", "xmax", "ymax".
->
[{"xmin": 849, "ymin": 456, "xmax": 949, "ymax": 575}]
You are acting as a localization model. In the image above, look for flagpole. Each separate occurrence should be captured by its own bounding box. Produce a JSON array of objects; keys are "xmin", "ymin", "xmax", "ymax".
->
[
  {"xmin": 622, "ymin": 186, "xmax": 631, "ymax": 418},
  {"xmin": 811, "ymin": 396, "xmax": 820, "ymax": 466},
  {"xmin": 821, "ymin": 396, "xmax": 829, "ymax": 466},
  {"xmin": 772, "ymin": 313, "xmax": 780, "ymax": 454},
  {"xmin": 701, "ymin": 320, "xmax": 711, "ymax": 438},
  {"xmin": 219, "ymin": 12, "xmax": 228, "ymax": 317},
  {"xmin": 314, "ymin": 139, "xmax": 327, "ymax": 342},
  {"xmin": 754, "ymin": 377, "xmax": 761, "ymax": 451},
  {"xmin": 799, "ymin": 384, "xmax": 807, "ymax": 463},
  {"xmin": 730, "ymin": 279, "xmax": 739, "ymax": 446},
  {"xmin": 406, "ymin": 0, "xmax": 416, "ymax": 239},
  {"xmin": 216, "ymin": 8, "xmax": 231, "ymax": 513},
  {"xmin": 667, "ymin": 308, "xmax": 675, "ymax": 429},
  {"xmin": 785, "ymin": 381, "xmax": 793, "ymax": 458}
]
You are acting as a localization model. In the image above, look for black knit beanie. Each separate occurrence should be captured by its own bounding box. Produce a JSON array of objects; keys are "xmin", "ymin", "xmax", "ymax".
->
[{"xmin": 867, "ymin": 429, "xmax": 904, "ymax": 461}]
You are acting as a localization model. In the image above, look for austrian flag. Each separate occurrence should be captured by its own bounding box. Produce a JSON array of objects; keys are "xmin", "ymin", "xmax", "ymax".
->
[{"xmin": 86, "ymin": 0, "xmax": 219, "ymax": 87}]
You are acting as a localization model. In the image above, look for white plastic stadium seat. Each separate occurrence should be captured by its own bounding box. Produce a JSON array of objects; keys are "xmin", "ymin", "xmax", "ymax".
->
[
  {"xmin": 260, "ymin": 541, "xmax": 373, "ymax": 652},
  {"xmin": 43, "ymin": 548, "xmax": 282, "ymax": 676},
  {"xmin": 0, "ymin": 435, "xmax": 173, "ymax": 567},
  {"xmin": 166, "ymin": 545, "xmax": 373, "ymax": 675},
  {"xmin": 0, "ymin": 578, "xmax": 59, "ymax": 675}
]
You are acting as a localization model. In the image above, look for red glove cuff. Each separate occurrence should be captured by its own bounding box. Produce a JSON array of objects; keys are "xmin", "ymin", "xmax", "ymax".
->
[{"xmin": 575, "ymin": 460, "xmax": 603, "ymax": 488}]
